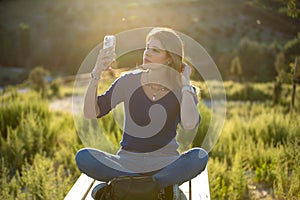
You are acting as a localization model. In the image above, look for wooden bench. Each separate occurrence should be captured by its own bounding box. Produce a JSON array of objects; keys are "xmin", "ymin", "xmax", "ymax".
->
[{"xmin": 65, "ymin": 167, "xmax": 210, "ymax": 200}]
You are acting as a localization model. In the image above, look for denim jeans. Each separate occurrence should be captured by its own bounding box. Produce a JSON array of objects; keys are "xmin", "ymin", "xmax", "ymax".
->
[{"xmin": 76, "ymin": 147, "xmax": 208, "ymax": 189}]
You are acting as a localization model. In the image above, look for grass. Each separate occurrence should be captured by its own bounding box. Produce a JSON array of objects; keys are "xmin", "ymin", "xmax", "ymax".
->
[
  {"xmin": 208, "ymin": 102, "xmax": 300, "ymax": 199},
  {"xmin": 1, "ymin": 76, "xmax": 300, "ymax": 199}
]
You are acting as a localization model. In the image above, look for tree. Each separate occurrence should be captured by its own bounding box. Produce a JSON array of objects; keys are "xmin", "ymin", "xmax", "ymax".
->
[
  {"xmin": 284, "ymin": 36, "xmax": 300, "ymax": 62},
  {"xmin": 273, "ymin": 52, "xmax": 289, "ymax": 104},
  {"xmin": 286, "ymin": 0, "xmax": 300, "ymax": 18},
  {"xmin": 237, "ymin": 37, "xmax": 276, "ymax": 81},
  {"xmin": 253, "ymin": 0, "xmax": 300, "ymax": 18}
]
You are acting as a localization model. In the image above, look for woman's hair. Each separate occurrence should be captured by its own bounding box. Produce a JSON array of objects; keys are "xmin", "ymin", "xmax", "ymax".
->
[
  {"xmin": 146, "ymin": 27, "xmax": 185, "ymax": 90},
  {"xmin": 146, "ymin": 27, "xmax": 184, "ymax": 73}
]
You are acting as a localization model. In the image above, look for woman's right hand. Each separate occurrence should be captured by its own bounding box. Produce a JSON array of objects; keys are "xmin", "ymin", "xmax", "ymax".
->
[{"xmin": 91, "ymin": 46, "xmax": 116, "ymax": 78}]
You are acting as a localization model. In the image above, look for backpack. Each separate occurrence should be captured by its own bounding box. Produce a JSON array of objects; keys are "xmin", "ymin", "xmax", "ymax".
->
[{"xmin": 100, "ymin": 176, "xmax": 159, "ymax": 200}]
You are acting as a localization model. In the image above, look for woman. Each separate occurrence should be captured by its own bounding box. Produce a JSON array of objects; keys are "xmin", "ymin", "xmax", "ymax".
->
[{"xmin": 76, "ymin": 27, "xmax": 208, "ymax": 197}]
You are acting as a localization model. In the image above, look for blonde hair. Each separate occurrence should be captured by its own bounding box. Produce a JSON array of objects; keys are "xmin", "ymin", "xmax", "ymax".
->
[
  {"xmin": 146, "ymin": 27, "xmax": 184, "ymax": 73},
  {"xmin": 146, "ymin": 27, "xmax": 184, "ymax": 89}
]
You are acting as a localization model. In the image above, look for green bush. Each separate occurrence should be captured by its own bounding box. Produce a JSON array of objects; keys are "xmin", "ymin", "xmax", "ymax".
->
[
  {"xmin": 0, "ymin": 158, "xmax": 20, "ymax": 200},
  {"xmin": 192, "ymin": 102, "xmax": 211, "ymax": 148},
  {"xmin": 18, "ymin": 154, "xmax": 72, "ymax": 200},
  {"xmin": 209, "ymin": 102, "xmax": 300, "ymax": 199},
  {"xmin": 228, "ymin": 151, "xmax": 249, "ymax": 200},
  {"xmin": 27, "ymin": 66, "xmax": 49, "ymax": 98},
  {"xmin": 0, "ymin": 90, "xmax": 80, "ymax": 199},
  {"xmin": 0, "ymin": 91, "xmax": 54, "ymax": 172},
  {"xmin": 49, "ymin": 78, "xmax": 62, "ymax": 98},
  {"xmin": 273, "ymin": 138, "xmax": 300, "ymax": 199},
  {"xmin": 208, "ymin": 158, "xmax": 231, "ymax": 200}
]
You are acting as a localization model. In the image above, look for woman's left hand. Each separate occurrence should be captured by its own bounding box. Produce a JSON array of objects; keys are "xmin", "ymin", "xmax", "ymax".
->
[{"xmin": 181, "ymin": 64, "xmax": 192, "ymax": 86}]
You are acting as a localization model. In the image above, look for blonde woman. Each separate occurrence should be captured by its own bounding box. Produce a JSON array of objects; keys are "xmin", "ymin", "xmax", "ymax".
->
[{"xmin": 76, "ymin": 27, "xmax": 208, "ymax": 199}]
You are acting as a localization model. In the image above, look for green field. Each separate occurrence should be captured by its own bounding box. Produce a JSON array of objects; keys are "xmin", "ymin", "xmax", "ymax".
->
[{"xmin": 1, "ymin": 75, "xmax": 299, "ymax": 199}]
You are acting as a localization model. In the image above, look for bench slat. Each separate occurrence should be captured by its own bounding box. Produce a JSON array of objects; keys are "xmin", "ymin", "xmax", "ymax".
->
[
  {"xmin": 64, "ymin": 174, "xmax": 95, "ymax": 200},
  {"xmin": 179, "ymin": 167, "xmax": 210, "ymax": 200}
]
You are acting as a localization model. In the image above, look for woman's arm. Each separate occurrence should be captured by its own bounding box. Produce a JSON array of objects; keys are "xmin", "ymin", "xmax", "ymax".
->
[
  {"xmin": 180, "ymin": 65, "xmax": 200, "ymax": 130},
  {"xmin": 84, "ymin": 78, "xmax": 100, "ymax": 119},
  {"xmin": 83, "ymin": 46, "xmax": 115, "ymax": 119},
  {"xmin": 180, "ymin": 86, "xmax": 200, "ymax": 130}
]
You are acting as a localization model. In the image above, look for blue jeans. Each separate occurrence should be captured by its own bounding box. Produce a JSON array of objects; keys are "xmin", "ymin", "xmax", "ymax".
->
[{"xmin": 76, "ymin": 147, "xmax": 208, "ymax": 189}]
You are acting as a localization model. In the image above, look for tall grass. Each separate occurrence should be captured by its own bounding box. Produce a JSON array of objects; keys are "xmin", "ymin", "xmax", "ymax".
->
[
  {"xmin": 209, "ymin": 102, "xmax": 300, "ymax": 199},
  {"xmin": 194, "ymin": 81, "xmax": 300, "ymax": 108},
  {"xmin": 0, "ymin": 90, "xmax": 53, "ymax": 172},
  {"xmin": 0, "ymin": 89, "xmax": 80, "ymax": 199},
  {"xmin": 1, "ymin": 80, "xmax": 299, "ymax": 199}
]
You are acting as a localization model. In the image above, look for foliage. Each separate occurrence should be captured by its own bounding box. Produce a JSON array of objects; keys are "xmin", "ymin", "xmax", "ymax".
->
[
  {"xmin": 273, "ymin": 138, "xmax": 300, "ymax": 199},
  {"xmin": 0, "ymin": 89, "xmax": 80, "ymax": 199},
  {"xmin": 27, "ymin": 66, "xmax": 50, "ymax": 98},
  {"xmin": 191, "ymin": 102, "xmax": 211, "ymax": 149},
  {"xmin": 237, "ymin": 37, "xmax": 276, "ymax": 81},
  {"xmin": 208, "ymin": 158, "xmax": 231, "ymax": 200},
  {"xmin": 209, "ymin": 102, "xmax": 300, "ymax": 199},
  {"xmin": 284, "ymin": 37, "xmax": 300, "ymax": 62},
  {"xmin": 275, "ymin": 52, "xmax": 290, "ymax": 82},
  {"xmin": 252, "ymin": 0, "xmax": 300, "ymax": 18},
  {"xmin": 1, "ymin": 80, "xmax": 300, "ymax": 199},
  {"xmin": 195, "ymin": 80, "xmax": 300, "ymax": 108},
  {"xmin": 286, "ymin": 0, "xmax": 300, "ymax": 18},
  {"xmin": 18, "ymin": 154, "xmax": 71, "ymax": 200},
  {"xmin": 49, "ymin": 77, "xmax": 62, "ymax": 98}
]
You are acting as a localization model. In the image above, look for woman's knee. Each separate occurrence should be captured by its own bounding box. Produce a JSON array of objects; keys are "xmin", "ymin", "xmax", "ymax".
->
[
  {"xmin": 186, "ymin": 147, "xmax": 208, "ymax": 160},
  {"xmin": 184, "ymin": 148, "xmax": 208, "ymax": 170},
  {"xmin": 75, "ymin": 148, "xmax": 92, "ymax": 171}
]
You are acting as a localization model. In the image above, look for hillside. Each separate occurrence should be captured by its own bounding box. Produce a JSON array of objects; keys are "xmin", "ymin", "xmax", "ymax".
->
[{"xmin": 0, "ymin": 0, "xmax": 299, "ymax": 83}]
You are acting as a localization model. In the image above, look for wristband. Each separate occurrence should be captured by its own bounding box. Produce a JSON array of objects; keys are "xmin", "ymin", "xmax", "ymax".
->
[{"xmin": 182, "ymin": 85, "xmax": 197, "ymax": 97}]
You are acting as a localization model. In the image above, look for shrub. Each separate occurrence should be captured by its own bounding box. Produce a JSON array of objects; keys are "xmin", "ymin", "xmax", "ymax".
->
[
  {"xmin": 0, "ymin": 158, "xmax": 20, "ymax": 200},
  {"xmin": 228, "ymin": 151, "xmax": 250, "ymax": 200},
  {"xmin": 49, "ymin": 78, "xmax": 62, "ymax": 98},
  {"xmin": 27, "ymin": 66, "xmax": 49, "ymax": 98},
  {"xmin": 192, "ymin": 102, "xmax": 212, "ymax": 149},
  {"xmin": 0, "ymin": 90, "xmax": 80, "ymax": 199},
  {"xmin": 273, "ymin": 138, "xmax": 300, "ymax": 199},
  {"xmin": 18, "ymin": 154, "xmax": 72, "ymax": 200},
  {"xmin": 208, "ymin": 158, "xmax": 231, "ymax": 200},
  {"xmin": 0, "ymin": 91, "xmax": 54, "ymax": 172},
  {"xmin": 209, "ymin": 102, "xmax": 300, "ymax": 199}
]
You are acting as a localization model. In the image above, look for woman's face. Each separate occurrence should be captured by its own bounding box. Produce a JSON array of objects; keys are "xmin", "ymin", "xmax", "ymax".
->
[{"xmin": 143, "ymin": 37, "xmax": 170, "ymax": 67}]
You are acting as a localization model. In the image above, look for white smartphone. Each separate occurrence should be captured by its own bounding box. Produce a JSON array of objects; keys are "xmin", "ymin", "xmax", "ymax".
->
[{"xmin": 103, "ymin": 35, "xmax": 116, "ymax": 49}]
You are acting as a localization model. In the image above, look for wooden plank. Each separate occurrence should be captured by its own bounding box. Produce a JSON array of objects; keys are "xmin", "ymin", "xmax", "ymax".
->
[
  {"xmin": 64, "ymin": 174, "xmax": 95, "ymax": 200},
  {"xmin": 179, "ymin": 167, "xmax": 210, "ymax": 200}
]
